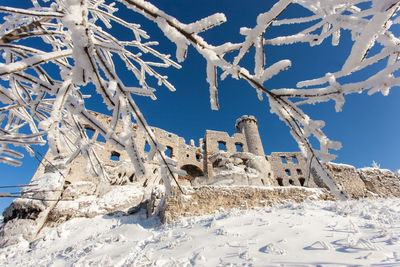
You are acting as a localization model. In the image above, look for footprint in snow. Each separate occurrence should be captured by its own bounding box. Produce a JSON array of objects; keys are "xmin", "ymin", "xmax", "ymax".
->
[{"xmin": 259, "ymin": 243, "xmax": 286, "ymax": 255}]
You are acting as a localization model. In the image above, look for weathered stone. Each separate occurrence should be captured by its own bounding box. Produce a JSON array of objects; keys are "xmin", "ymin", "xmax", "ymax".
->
[
  {"xmin": 161, "ymin": 186, "xmax": 334, "ymax": 223},
  {"xmin": 0, "ymin": 171, "xmax": 65, "ymax": 248},
  {"xmin": 47, "ymin": 185, "xmax": 144, "ymax": 226},
  {"xmin": 358, "ymin": 167, "xmax": 400, "ymax": 198},
  {"xmin": 324, "ymin": 163, "xmax": 369, "ymax": 199},
  {"xmin": 62, "ymin": 181, "xmax": 97, "ymax": 199}
]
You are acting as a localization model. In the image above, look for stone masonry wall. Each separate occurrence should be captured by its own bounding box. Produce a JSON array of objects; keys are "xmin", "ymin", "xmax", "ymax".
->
[
  {"xmin": 269, "ymin": 152, "xmax": 317, "ymax": 187},
  {"xmin": 160, "ymin": 186, "xmax": 334, "ymax": 223}
]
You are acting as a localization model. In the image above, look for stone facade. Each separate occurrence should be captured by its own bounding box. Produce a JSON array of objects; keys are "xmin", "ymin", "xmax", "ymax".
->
[
  {"xmin": 269, "ymin": 152, "xmax": 317, "ymax": 187},
  {"xmin": 33, "ymin": 112, "xmax": 314, "ymax": 189},
  {"xmin": 160, "ymin": 186, "xmax": 334, "ymax": 224},
  {"xmin": 25, "ymin": 111, "xmax": 400, "ymax": 197}
]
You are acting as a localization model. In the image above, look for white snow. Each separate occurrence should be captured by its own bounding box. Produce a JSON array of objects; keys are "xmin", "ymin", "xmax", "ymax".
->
[{"xmin": 1, "ymin": 198, "xmax": 400, "ymax": 266}]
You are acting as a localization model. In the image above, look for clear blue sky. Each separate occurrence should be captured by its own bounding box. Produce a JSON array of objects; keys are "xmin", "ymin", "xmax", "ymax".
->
[{"xmin": 1, "ymin": 0, "xmax": 399, "ymax": 213}]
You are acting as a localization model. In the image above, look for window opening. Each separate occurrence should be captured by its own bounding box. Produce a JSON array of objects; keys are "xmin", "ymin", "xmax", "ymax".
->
[
  {"xmin": 96, "ymin": 134, "xmax": 106, "ymax": 143},
  {"xmin": 110, "ymin": 151, "xmax": 120, "ymax": 161},
  {"xmin": 196, "ymin": 153, "xmax": 202, "ymax": 162},
  {"xmin": 296, "ymin": 169, "xmax": 302, "ymax": 175},
  {"xmin": 235, "ymin": 143, "xmax": 243, "ymax": 152},
  {"xmin": 281, "ymin": 156, "xmax": 286, "ymax": 164},
  {"xmin": 84, "ymin": 126, "xmax": 95, "ymax": 139},
  {"xmin": 299, "ymin": 178, "xmax": 305, "ymax": 186},
  {"xmin": 292, "ymin": 156, "xmax": 298, "ymax": 164},
  {"xmin": 276, "ymin": 178, "xmax": 283, "ymax": 186},
  {"xmin": 165, "ymin": 146, "xmax": 173, "ymax": 157},
  {"xmin": 285, "ymin": 169, "xmax": 291, "ymax": 176},
  {"xmin": 144, "ymin": 142, "xmax": 151, "ymax": 153},
  {"xmin": 218, "ymin": 141, "xmax": 226, "ymax": 151},
  {"xmin": 289, "ymin": 179, "xmax": 294, "ymax": 185}
]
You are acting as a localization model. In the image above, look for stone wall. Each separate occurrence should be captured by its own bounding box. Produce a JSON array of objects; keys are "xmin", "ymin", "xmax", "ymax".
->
[
  {"xmin": 323, "ymin": 163, "xmax": 369, "ymax": 199},
  {"xmin": 269, "ymin": 152, "xmax": 316, "ymax": 187},
  {"xmin": 204, "ymin": 130, "xmax": 248, "ymax": 177},
  {"xmin": 160, "ymin": 186, "xmax": 334, "ymax": 223},
  {"xmin": 358, "ymin": 167, "xmax": 400, "ymax": 198}
]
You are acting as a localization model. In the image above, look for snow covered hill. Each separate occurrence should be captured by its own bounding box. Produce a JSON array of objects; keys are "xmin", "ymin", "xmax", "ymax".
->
[{"xmin": 1, "ymin": 198, "xmax": 400, "ymax": 266}]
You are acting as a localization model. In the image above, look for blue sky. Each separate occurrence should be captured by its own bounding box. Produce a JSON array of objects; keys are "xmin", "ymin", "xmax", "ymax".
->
[{"xmin": 0, "ymin": 0, "xmax": 399, "ymax": 213}]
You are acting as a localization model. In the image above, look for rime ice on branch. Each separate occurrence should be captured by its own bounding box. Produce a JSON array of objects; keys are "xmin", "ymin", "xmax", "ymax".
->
[{"xmin": 0, "ymin": 0, "xmax": 399, "ymax": 200}]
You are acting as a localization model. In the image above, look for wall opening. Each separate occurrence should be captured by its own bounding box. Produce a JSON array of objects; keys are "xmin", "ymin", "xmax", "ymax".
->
[
  {"xmin": 285, "ymin": 169, "xmax": 291, "ymax": 176},
  {"xmin": 179, "ymin": 164, "xmax": 204, "ymax": 183},
  {"xmin": 96, "ymin": 134, "xmax": 106, "ymax": 143},
  {"xmin": 84, "ymin": 125, "xmax": 95, "ymax": 139},
  {"xmin": 165, "ymin": 146, "xmax": 173, "ymax": 158},
  {"xmin": 235, "ymin": 142, "xmax": 243, "ymax": 152},
  {"xmin": 299, "ymin": 178, "xmax": 305, "ymax": 186},
  {"xmin": 296, "ymin": 169, "xmax": 302, "ymax": 175},
  {"xmin": 144, "ymin": 142, "xmax": 151, "ymax": 153},
  {"xmin": 218, "ymin": 141, "xmax": 226, "ymax": 151},
  {"xmin": 289, "ymin": 179, "xmax": 294, "ymax": 185},
  {"xmin": 276, "ymin": 178, "xmax": 283, "ymax": 186},
  {"xmin": 292, "ymin": 156, "xmax": 298, "ymax": 164},
  {"xmin": 110, "ymin": 151, "xmax": 120, "ymax": 161},
  {"xmin": 281, "ymin": 156, "xmax": 286, "ymax": 164},
  {"xmin": 196, "ymin": 153, "xmax": 202, "ymax": 162}
]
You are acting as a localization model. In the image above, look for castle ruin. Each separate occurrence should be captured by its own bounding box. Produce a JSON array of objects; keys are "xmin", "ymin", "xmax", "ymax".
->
[
  {"xmin": 34, "ymin": 112, "xmax": 313, "ymax": 189},
  {"xmin": 1, "ymin": 112, "xmax": 399, "ymax": 247}
]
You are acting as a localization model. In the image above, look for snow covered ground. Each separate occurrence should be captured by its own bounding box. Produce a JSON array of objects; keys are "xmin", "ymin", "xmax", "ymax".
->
[{"xmin": 1, "ymin": 198, "xmax": 400, "ymax": 266}]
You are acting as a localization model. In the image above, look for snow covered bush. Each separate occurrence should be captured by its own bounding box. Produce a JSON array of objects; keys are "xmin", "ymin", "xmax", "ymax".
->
[{"xmin": 0, "ymin": 0, "xmax": 399, "ymax": 199}]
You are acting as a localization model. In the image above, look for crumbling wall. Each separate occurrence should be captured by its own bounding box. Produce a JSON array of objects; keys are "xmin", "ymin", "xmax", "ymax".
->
[
  {"xmin": 358, "ymin": 167, "xmax": 400, "ymax": 198},
  {"xmin": 204, "ymin": 130, "xmax": 247, "ymax": 177},
  {"xmin": 269, "ymin": 152, "xmax": 316, "ymax": 187},
  {"xmin": 205, "ymin": 152, "xmax": 274, "ymax": 187},
  {"xmin": 323, "ymin": 163, "xmax": 369, "ymax": 199},
  {"xmin": 160, "ymin": 186, "xmax": 334, "ymax": 223}
]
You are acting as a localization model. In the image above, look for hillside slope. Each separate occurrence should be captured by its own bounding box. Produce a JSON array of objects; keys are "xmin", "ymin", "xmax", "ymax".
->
[{"xmin": 1, "ymin": 198, "xmax": 399, "ymax": 266}]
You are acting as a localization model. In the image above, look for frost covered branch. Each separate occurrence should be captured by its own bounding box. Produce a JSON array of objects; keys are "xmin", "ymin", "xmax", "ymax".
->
[
  {"xmin": 118, "ymin": 0, "xmax": 399, "ymax": 199},
  {"xmin": 0, "ymin": 0, "xmax": 183, "ymax": 189},
  {"xmin": 0, "ymin": 0, "xmax": 398, "ymax": 200}
]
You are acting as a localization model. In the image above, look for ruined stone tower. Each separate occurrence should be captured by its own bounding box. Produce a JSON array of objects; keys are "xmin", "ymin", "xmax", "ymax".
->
[{"xmin": 235, "ymin": 115, "xmax": 265, "ymax": 156}]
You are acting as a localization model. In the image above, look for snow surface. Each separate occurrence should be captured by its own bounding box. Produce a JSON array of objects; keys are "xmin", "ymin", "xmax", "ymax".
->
[{"xmin": 1, "ymin": 198, "xmax": 400, "ymax": 266}]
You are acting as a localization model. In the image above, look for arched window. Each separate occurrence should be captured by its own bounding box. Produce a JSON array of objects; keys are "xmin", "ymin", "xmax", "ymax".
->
[
  {"xmin": 285, "ymin": 169, "xmax": 291, "ymax": 176},
  {"xmin": 276, "ymin": 178, "xmax": 283, "ymax": 186},
  {"xmin": 299, "ymin": 178, "xmax": 306, "ymax": 186},
  {"xmin": 281, "ymin": 156, "xmax": 287, "ymax": 164},
  {"xmin": 292, "ymin": 156, "xmax": 298, "ymax": 164},
  {"xmin": 296, "ymin": 169, "xmax": 302, "ymax": 175},
  {"xmin": 110, "ymin": 151, "xmax": 120, "ymax": 161},
  {"xmin": 289, "ymin": 179, "xmax": 294, "ymax": 185}
]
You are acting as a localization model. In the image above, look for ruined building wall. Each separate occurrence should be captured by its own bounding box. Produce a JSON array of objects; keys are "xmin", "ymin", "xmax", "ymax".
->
[
  {"xmin": 269, "ymin": 152, "xmax": 317, "ymax": 187},
  {"xmin": 31, "ymin": 111, "xmax": 397, "ymax": 195},
  {"xmin": 204, "ymin": 130, "xmax": 248, "ymax": 178}
]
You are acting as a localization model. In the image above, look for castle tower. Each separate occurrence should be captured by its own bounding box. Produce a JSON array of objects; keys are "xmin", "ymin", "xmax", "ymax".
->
[{"xmin": 235, "ymin": 115, "xmax": 265, "ymax": 156}]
